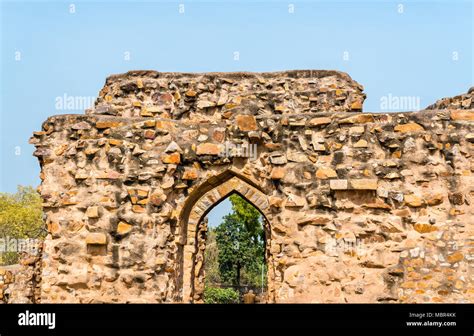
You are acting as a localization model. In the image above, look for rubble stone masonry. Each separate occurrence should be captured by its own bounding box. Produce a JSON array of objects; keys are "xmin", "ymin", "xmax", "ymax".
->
[
  {"xmin": 0, "ymin": 242, "xmax": 43, "ymax": 304},
  {"xmin": 17, "ymin": 70, "xmax": 474, "ymax": 303}
]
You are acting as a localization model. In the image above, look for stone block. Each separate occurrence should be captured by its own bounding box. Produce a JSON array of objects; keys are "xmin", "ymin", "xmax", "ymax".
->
[
  {"xmin": 270, "ymin": 167, "xmax": 286, "ymax": 180},
  {"xmin": 144, "ymin": 129, "xmax": 156, "ymax": 139},
  {"xmin": 446, "ymin": 252, "xmax": 464, "ymax": 263},
  {"xmin": 196, "ymin": 143, "xmax": 221, "ymax": 155},
  {"xmin": 450, "ymin": 110, "xmax": 474, "ymax": 121},
  {"xmin": 349, "ymin": 126, "xmax": 364, "ymax": 135},
  {"xmin": 339, "ymin": 114, "xmax": 374, "ymax": 124},
  {"xmin": 308, "ymin": 117, "xmax": 331, "ymax": 126},
  {"xmin": 350, "ymin": 101, "xmax": 363, "ymax": 110},
  {"xmin": 350, "ymin": 179, "xmax": 378, "ymax": 190},
  {"xmin": 85, "ymin": 233, "xmax": 107, "ymax": 245},
  {"xmin": 353, "ymin": 139, "xmax": 368, "ymax": 148},
  {"xmin": 316, "ymin": 167, "xmax": 337, "ymax": 179},
  {"xmin": 235, "ymin": 115, "xmax": 258, "ymax": 131},
  {"xmin": 182, "ymin": 168, "xmax": 198, "ymax": 180},
  {"xmin": 269, "ymin": 153, "xmax": 287, "ymax": 165},
  {"xmin": 330, "ymin": 179, "xmax": 348, "ymax": 190},
  {"xmin": 86, "ymin": 206, "xmax": 100, "ymax": 219},
  {"xmin": 413, "ymin": 223, "xmax": 437, "ymax": 233},
  {"xmin": 96, "ymin": 121, "xmax": 122, "ymax": 129},
  {"xmin": 297, "ymin": 214, "xmax": 332, "ymax": 226},
  {"xmin": 117, "ymin": 222, "xmax": 133, "ymax": 236},
  {"xmin": 161, "ymin": 152, "xmax": 181, "ymax": 164},
  {"xmin": 404, "ymin": 194, "xmax": 423, "ymax": 207},
  {"xmin": 285, "ymin": 194, "xmax": 305, "ymax": 207},
  {"xmin": 394, "ymin": 123, "xmax": 424, "ymax": 133},
  {"xmin": 132, "ymin": 205, "xmax": 146, "ymax": 213}
]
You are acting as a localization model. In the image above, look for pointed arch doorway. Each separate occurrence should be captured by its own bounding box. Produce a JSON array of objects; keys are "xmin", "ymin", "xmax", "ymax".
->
[{"xmin": 178, "ymin": 172, "xmax": 275, "ymax": 303}]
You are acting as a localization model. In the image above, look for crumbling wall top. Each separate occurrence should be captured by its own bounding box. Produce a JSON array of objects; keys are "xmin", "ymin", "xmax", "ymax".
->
[{"xmin": 89, "ymin": 70, "xmax": 366, "ymax": 119}]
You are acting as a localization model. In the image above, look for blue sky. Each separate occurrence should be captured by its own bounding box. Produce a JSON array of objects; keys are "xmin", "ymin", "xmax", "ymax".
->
[{"xmin": 1, "ymin": 0, "xmax": 472, "ymax": 226}]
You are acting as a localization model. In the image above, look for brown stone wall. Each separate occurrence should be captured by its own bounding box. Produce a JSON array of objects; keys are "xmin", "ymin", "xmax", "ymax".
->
[
  {"xmin": 426, "ymin": 87, "xmax": 474, "ymax": 110},
  {"xmin": 28, "ymin": 71, "xmax": 473, "ymax": 303},
  {"xmin": 0, "ymin": 267, "xmax": 16, "ymax": 303},
  {"xmin": 0, "ymin": 243, "xmax": 43, "ymax": 304},
  {"xmin": 91, "ymin": 70, "xmax": 366, "ymax": 119}
]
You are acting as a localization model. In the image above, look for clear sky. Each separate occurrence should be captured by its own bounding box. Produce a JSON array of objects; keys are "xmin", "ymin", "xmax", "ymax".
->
[{"xmin": 1, "ymin": 0, "xmax": 472, "ymax": 226}]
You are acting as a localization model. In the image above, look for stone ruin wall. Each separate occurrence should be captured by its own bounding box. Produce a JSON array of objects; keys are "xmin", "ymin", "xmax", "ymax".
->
[
  {"xmin": 22, "ymin": 70, "xmax": 473, "ymax": 303},
  {"xmin": 0, "ymin": 242, "xmax": 43, "ymax": 304}
]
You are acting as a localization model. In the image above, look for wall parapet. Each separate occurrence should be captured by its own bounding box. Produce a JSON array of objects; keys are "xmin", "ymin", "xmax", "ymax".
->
[{"xmin": 88, "ymin": 70, "xmax": 366, "ymax": 119}]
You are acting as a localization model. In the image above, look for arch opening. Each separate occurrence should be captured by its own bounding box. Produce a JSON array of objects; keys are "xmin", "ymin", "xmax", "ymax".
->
[
  {"xmin": 178, "ymin": 174, "xmax": 274, "ymax": 303},
  {"xmin": 199, "ymin": 192, "xmax": 268, "ymax": 303}
]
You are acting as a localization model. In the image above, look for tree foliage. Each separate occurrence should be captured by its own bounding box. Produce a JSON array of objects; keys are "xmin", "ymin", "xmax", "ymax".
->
[
  {"xmin": 203, "ymin": 287, "xmax": 239, "ymax": 304},
  {"xmin": 214, "ymin": 194, "xmax": 265, "ymax": 287},
  {"xmin": 0, "ymin": 186, "xmax": 45, "ymax": 264},
  {"xmin": 229, "ymin": 194, "xmax": 263, "ymax": 242}
]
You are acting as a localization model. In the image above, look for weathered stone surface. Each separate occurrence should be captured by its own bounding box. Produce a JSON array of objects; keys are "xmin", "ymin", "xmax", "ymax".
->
[
  {"xmin": 316, "ymin": 167, "xmax": 337, "ymax": 179},
  {"xmin": 350, "ymin": 179, "xmax": 378, "ymax": 190},
  {"xmin": 339, "ymin": 114, "xmax": 374, "ymax": 124},
  {"xmin": 349, "ymin": 126, "xmax": 364, "ymax": 135},
  {"xmin": 330, "ymin": 179, "xmax": 348, "ymax": 190},
  {"xmin": 150, "ymin": 190, "xmax": 166, "ymax": 206},
  {"xmin": 350, "ymin": 101, "xmax": 363, "ymax": 111},
  {"xmin": 404, "ymin": 194, "xmax": 423, "ymax": 207},
  {"xmin": 24, "ymin": 71, "xmax": 473, "ymax": 305},
  {"xmin": 95, "ymin": 121, "xmax": 122, "ymax": 129},
  {"xmin": 449, "ymin": 192, "xmax": 464, "ymax": 205},
  {"xmin": 116, "ymin": 221, "xmax": 133, "ymax": 235},
  {"xmin": 450, "ymin": 110, "xmax": 474, "ymax": 121},
  {"xmin": 235, "ymin": 115, "xmax": 258, "ymax": 131},
  {"xmin": 413, "ymin": 223, "xmax": 437, "ymax": 233},
  {"xmin": 297, "ymin": 214, "xmax": 332, "ymax": 226},
  {"xmin": 427, "ymin": 87, "xmax": 474, "ymax": 110},
  {"xmin": 270, "ymin": 167, "xmax": 285, "ymax": 180},
  {"xmin": 287, "ymin": 151, "xmax": 307, "ymax": 163},
  {"xmin": 161, "ymin": 152, "xmax": 181, "ymax": 164},
  {"xmin": 85, "ymin": 233, "xmax": 107, "ymax": 245},
  {"xmin": 353, "ymin": 139, "xmax": 368, "ymax": 148},
  {"xmin": 196, "ymin": 143, "xmax": 221, "ymax": 155},
  {"xmin": 394, "ymin": 123, "xmax": 424, "ymax": 133},
  {"xmin": 86, "ymin": 206, "xmax": 100, "ymax": 219},
  {"xmin": 269, "ymin": 196, "xmax": 284, "ymax": 208},
  {"xmin": 446, "ymin": 252, "xmax": 464, "ymax": 263},
  {"xmin": 270, "ymin": 153, "xmax": 287, "ymax": 165},
  {"xmin": 308, "ymin": 117, "xmax": 331, "ymax": 126},
  {"xmin": 285, "ymin": 194, "xmax": 306, "ymax": 207},
  {"xmin": 426, "ymin": 194, "xmax": 444, "ymax": 206},
  {"xmin": 182, "ymin": 168, "xmax": 199, "ymax": 180},
  {"xmin": 165, "ymin": 141, "xmax": 182, "ymax": 153}
]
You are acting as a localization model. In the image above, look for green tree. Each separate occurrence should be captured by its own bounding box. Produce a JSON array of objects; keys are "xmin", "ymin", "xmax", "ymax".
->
[
  {"xmin": 203, "ymin": 287, "xmax": 239, "ymax": 304},
  {"xmin": 229, "ymin": 194, "xmax": 263, "ymax": 243},
  {"xmin": 215, "ymin": 194, "xmax": 265, "ymax": 287},
  {"xmin": 0, "ymin": 186, "xmax": 45, "ymax": 265}
]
